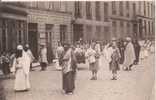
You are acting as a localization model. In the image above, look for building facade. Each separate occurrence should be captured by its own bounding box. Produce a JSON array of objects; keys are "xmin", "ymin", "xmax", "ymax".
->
[
  {"xmin": 71, "ymin": 1, "xmax": 155, "ymax": 42},
  {"xmin": 0, "ymin": 1, "xmax": 155, "ymax": 59}
]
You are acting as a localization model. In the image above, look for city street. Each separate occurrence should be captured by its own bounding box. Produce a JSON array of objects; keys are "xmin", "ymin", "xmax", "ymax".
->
[{"xmin": 3, "ymin": 53, "xmax": 155, "ymax": 100}]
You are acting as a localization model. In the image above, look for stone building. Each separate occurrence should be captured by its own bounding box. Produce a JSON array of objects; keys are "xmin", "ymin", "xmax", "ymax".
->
[
  {"xmin": 71, "ymin": 1, "xmax": 155, "ymax": 42},
  {"xmin": 0, "ymin": 2, "xmax": 73, "ymax": 60},
  {"xmin": 0, "ymin": 1, "xmax": 155, "ymax": 59}
]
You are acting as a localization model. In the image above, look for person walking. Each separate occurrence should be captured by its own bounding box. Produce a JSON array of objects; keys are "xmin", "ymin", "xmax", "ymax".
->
[
  {"xmin": 12, "ymin": 45, "xmax": 31, "ymax": 92},
  {"xmin": 123, "ymin": 37, "xmax": 135, "ymax": 71},
  {"xmin": 109, "ymin": 42, "xmax": 120, "ymax": 80},
  {"xmin": 62, "ymin": 43, "xmax": 77, "ymax": 95},
  {"xmin": 24, "ymin": 44, "xmax": 35, "ymax": 71},
  {"xmin": 39, "ymin": 44, "xmax": 48, "ymax": 71}
]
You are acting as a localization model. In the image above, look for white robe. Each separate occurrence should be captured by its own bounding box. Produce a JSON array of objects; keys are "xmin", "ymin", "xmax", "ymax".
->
[
  {"xmin": 13, "ymin": 51, "xmax": 31, "ymax": 91},
  {"xmin": 123, "ymin": 42, "xmax": 135, "ymax": 67}
]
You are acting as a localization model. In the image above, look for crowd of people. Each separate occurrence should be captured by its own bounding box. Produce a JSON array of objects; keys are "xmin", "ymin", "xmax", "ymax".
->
[{"xmin": 0, "ymin": 37, "xmax": 154, "ymax": 95}]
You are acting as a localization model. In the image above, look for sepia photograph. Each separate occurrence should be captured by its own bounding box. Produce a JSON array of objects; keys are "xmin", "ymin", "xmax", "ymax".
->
[{"xmin": 0, "ymin": 0, "xmax": 155, "ymax": 100}]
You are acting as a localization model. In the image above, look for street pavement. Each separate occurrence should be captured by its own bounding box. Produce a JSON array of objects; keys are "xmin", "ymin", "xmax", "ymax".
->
[{"xmin": 3, "ymin": 53, "xmax": 155, "ymax": 100}]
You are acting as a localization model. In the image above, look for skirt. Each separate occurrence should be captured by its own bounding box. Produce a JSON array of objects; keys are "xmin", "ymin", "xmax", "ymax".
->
[
  {"xmin": 89, "ymin": 59, "xmax": 99, "ymax": 71},
  {"xmin": 62, "ymin": 71, "xmax": 75, "ymax": 92}
]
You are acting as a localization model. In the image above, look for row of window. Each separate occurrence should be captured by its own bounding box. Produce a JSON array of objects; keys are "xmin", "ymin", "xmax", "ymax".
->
[
  {"xmin": 26, "ymin": 2, "xmax": 68, "ymax": 12},
  {"xmin": 112, "ymin": 20, "xmax": 154, "ymax": 37},
  {"xmin": 75, "ymin": 1, "xmax": 154, "ymax": 21}
]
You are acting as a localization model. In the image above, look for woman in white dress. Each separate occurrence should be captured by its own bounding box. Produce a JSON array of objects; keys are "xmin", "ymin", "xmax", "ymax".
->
[{"xmin": 12, "ymin": 45, "xmax": 31, "ymax": 92}]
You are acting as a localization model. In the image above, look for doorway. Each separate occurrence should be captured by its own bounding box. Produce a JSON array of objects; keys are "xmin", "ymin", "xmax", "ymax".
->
[
  {"xmin": 28, "ymin": 23, "xmax": 38, "ymax": 59},
  {"xmin": 46, "ymin": 24, "xmax": 54, "ymax": 63},
  {"xmin": 73, "ymin": 24, "xmax": 83, "ymax": 43}
]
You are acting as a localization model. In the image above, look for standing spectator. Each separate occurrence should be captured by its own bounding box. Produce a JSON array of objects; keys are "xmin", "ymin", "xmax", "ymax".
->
[
  {"xmin": 62, "ymin": 43, "xmax": 77, "ymax": 95},
  {"xmin": 39, "ymin": 44, "xmax": 48, "ymax": 71},
  {"xmin": 132, "ymin": 39, "xmax": 141, "ymax": 65},
  {"xmin": 85, "ymin": 43, "xmax": 100, "ymax": 80},
  {"xmin": 24, "ymin": 44, "xmax": 35, "ymax": 71},
  {"xmin": 12, "ymin": 45, "xmax": 31, "ymax": 91},
  {"xmin": 1, "ymin": 52, "xmax": 10, "ymax": 78},
  {"xmin": 123, "ymin": 37, "xmax": 135, "ymax": 71},
  {"xmin": 56, "ymin": 42, "xmax": 64, "ymax": 70},
  {"xmin": 109, "ymin": 42, "xmax": 120, "ymax": 80}
]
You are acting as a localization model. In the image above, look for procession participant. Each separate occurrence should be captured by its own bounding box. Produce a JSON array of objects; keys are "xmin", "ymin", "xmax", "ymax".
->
[
  {"xmin": 85, "ymin": 43, "xmax": 99, "ymax": 80},
  {"xmin": 12, "ymin": 45, "xmax": 31, "ymax": 91},
  {"xmin": 143, "ymin": 39, "xmax": 149, "ymax": 58},
  {"xmin": 117, "ymin": 39, "xmax": 125, "ymax": 65},
  {"xmin": 132, "ymin": 39, "xmax": 141, "ymax": 65},
  {"xmin": 62, "ymin": 43, "xmax": 77, "ymax": 95},
  {"xmin": 109, "ymin": 42, "xmax": 120, "ymax": 80},
  {"xmin": 139, "ymin": 40, "xmax": 145, "ymax": 60},
  {"xmin": 24, "ymin": 44, "xmax": 35, "ymax": 71},
  {"xmin": 10, "ymin": 50, "xmax": 16, "ymax": 76},
  {"xmin": 123, "ymin": 37, "xmax": 135, "ymax": 71},
  {"xmin": 1, "ymin": 52, "xmax": 10, "ymax": 78},
  {"xmin": 74, "ymin": 43, "xmax": 83, "ymax": 64},
  {"xmin": 39, "ymin": 44, "xmax": 48, "ymax": 71},
  {"xmin": 55, "ymin": 42, "xmax": 64, "ymax": 70}
]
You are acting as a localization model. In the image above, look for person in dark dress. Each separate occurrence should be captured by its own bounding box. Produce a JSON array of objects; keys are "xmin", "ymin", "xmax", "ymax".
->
[
  {"xmin": 62, "ymin": 43, "xmax": 77, "ymax": 95},
  {"xmin": 117, "ymin": 39, "xmax": 125, "ymax": 64},
  {"xmin": 132, "ymin": 39, "xmax": 141, "ymax": 65}
]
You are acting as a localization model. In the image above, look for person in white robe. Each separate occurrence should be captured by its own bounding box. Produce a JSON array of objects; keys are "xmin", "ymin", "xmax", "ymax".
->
[
  {"xmin": 123, "ymin": 37, "xmax": 135, "ymax": 71},
  {"xmin": 12, "ymin": 45, "xmax": 31, "ymax": 91}
]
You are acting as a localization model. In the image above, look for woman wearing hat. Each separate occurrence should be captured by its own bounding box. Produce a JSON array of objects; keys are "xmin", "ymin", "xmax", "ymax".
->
[{"xmin": 12, "ymin": 45, "xmax": 31, "ymax": 91}]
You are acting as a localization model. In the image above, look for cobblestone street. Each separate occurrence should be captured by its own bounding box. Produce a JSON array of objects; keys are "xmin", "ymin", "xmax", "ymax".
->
[{"xmin": 3, "ymin": 53, "xmax": 154, "ymax": 100}]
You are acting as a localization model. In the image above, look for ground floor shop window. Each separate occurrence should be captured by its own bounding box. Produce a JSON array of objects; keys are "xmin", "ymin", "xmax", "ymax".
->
[{"xmin": 60, "ymin": 25, "xmax": 67, "ymax": 43}]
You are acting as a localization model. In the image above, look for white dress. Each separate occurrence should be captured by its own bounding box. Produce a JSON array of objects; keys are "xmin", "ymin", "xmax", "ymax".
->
[{"xmin": 13, "ymin": 51, "xmax": 31, "ymax": 91}]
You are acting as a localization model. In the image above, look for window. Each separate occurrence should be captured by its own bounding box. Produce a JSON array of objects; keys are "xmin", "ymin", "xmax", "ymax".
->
[
  {"xmin": 112, "ymin": 21, "xmax": 117, "ymax": 36},
  {"xmin": 148, "ymin": 21, "xmax": 150, "ymax": 35},
  {"xmin": 96, "ymin": 26, "xmax": 101, "ymax": 39},
  {"xmin": 151, "ymin": 4, "xmax": 153, "ymax": 17},
  {"xmin": 18, "ymin": 30, "xmax": 22, "ymax": 43},
  {"xmin": 104, "ymin": 2, "xmax": 109, "ymax": 21},
  {"xmin": 147, "ymin": 3, "xmax": 150, "ymax": 17},
  {"xmin": 139, "ymin": 2, "xmax": 141, "ymax": 14},
  {"xmin": 127, "ymin": 23, "xmax": 130, "ymax": 35},
  {"xmin": 126, "ymin": 1, "xmax": 129, "ymax": 17},
  {"xmin": 95, "ymin": 2, "xmax": 101, "ymax": 21},
  {"xmin": 133, "ymin": 3, "xmax": 136, "ymax": 16},
  {"xmin": 144, "ymin": 20, "xmax": 146, "ymax": 35},
  {"xmin": 75, "ymin": 1, "xmax": 82, "ymax": 18},
  {"xmin": 60, "ymin": 25, "xmax": 67, "ymax": 43},
  {"xmin": 104, "ymin": 26, "xmax": 110, "ymax": 40},
  {"xmin": 86, "ymin": 1, "xmax": 92, "ymax": 19},
  {"xmin": 120, "ymin": 21, "xmax": 124, "ymax": 35},
  {"xmin": 112, "ymin": 1, "xmax": 116, "ymax": 15},
  {"xmin": 47, "ymin": 2, "xmax": 54, "ymax": 10},
  {"xmin": 86, "ymin": 25, "xmax": 92, "ymax": 40},
  {"xmin": 2, "ymin": 29, "xmax": 6, "ymax": 51},
  {"xmin": 144, "ymin": 1, "xmax": 146, "ymax": 16},
  {"xmin": 119, "ymin": 1, "xmax": 123, "ymax": 16},
  {"xmin": 53, "ymin": 2, "xmax": 61, "ymax": 11}
]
